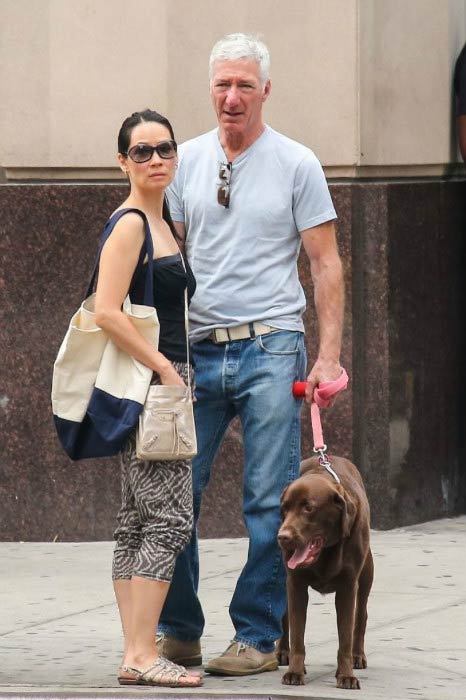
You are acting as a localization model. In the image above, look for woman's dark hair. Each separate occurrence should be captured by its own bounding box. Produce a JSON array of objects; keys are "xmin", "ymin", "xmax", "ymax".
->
[
  {"xmin": 118, "ymin": 108, "xmax": 175, "ymax": 153},
  {"xmin": 118, "ymin": 109, "xmax": 180, "ymax": 242}
]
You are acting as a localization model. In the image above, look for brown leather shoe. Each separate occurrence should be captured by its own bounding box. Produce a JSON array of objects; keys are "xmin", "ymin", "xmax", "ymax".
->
[
  {"xmin": 155, "ymin": 633, "xmax": 202, "ymax": 667},
  {"xmin": 205, "ymin": 641, "xmax": 278, "ymax": 676}
]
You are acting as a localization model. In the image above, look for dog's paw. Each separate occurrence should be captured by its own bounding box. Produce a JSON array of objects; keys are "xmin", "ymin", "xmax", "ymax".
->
[
  {"xmin": 276, "ymin": 648, "xmax": 289, "ymax": 666},
  {"xmin": 282, "ymin": 670, "xmax": 305, "ymax": 685},
  {"xmin": 353, "ymin": 653, "xmax": 367, "ymax": 669},
  {"xmin": 337, "ymin": 674, "xmax": 361, "ymax": 690}
]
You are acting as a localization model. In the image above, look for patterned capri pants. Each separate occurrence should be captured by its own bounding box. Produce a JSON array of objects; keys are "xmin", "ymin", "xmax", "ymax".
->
[{"xmin": 112, "ymin": 361, "xmax": 194, "ymax": 583}]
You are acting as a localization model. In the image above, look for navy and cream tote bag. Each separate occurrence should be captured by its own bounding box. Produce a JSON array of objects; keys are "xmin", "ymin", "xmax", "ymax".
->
[{"xmin": 51, "ymin": 209, "xmax": 159, "ymax": 460}]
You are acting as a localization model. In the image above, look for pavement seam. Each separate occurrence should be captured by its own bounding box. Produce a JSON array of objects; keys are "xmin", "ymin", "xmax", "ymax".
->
[
  {"xmin": 284, "ymin": 596, "xmax": 466, "ymax": 652},
  {"xmin": 0, "ymin": 602, "xmax": 116, "ymax": 638},
  {"xmin": 0, "ymin": 565, "xmax": 242, "ymax": 638},
  {"xmin": 368, "ymin": 595, "xmax": 466, "ymax": 632},
  {"xmin": 3, "ymin": 595, "xmax": 464, "ymax": 642}
]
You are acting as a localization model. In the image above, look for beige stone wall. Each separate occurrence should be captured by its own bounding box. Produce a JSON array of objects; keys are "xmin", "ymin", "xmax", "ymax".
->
[
  {"xmin": 0, "ymin": 0, "xmax": 465, "ymax": 179},
  {"xmin": 0, "ymin": 0, "xmax": 169, "ymax": 176},
  {"xmin": 165, "ymin": 0, "xmax": 359, "ymax": 169},
  {"xmin": 359, "ymin": 0, "xmax": 466, "ymax": 174}
]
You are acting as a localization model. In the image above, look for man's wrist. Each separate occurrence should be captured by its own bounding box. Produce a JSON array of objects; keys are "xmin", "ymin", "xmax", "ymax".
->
[{"xmin": 315, "ymin": 356, "xmax": 342, "ymax": 369}]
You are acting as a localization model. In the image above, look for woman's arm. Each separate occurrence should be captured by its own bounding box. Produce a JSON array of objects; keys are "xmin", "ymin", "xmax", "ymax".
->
[{"xmin": 94, "ymin": 213, "xmax": 184, "ymax": 386}]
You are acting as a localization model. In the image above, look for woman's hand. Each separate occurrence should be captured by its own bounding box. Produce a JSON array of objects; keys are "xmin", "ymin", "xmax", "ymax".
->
[{"xmin": 158, "ymin": 363, "xmax": 186, "ymax": 387}]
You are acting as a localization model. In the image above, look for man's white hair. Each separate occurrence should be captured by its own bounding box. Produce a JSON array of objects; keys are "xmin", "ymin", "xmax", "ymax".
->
[{"xmin": 209, "ymin": 33, "xmax": 270, "ymax": 86}]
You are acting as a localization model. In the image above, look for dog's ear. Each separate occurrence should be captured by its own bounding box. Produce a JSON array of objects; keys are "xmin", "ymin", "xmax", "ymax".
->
[
  {"xmin": 279, "ymin": 484, "xmax": 289, "ymax": 519},
  {"xmin": 280, "ymin": 484, "xmax": 289, "ymax": 503},
  {"xmin": 333, "ymin": 490, "xmax": 357, "ymax": 538}
]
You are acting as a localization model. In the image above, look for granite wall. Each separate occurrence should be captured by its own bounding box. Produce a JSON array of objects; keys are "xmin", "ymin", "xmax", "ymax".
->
[{"xmin": 0, "ymin": 180, "xmax": 465, "ymax": 540}]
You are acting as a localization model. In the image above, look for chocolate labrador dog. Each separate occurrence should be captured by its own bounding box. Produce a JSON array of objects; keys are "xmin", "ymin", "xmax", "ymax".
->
[{"xmin": 277, "ymin": 455, "xmax": 373, "ymax": 689}]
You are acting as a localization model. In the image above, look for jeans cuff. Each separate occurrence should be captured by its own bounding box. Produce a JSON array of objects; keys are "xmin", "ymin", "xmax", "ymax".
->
[
  {"xmin": 158, "ymin": 625, "xmax": 200, "ymax": 643},
  {"xmin": 234, "ymin": 636, "xmax": 275, "ymax": 654}
]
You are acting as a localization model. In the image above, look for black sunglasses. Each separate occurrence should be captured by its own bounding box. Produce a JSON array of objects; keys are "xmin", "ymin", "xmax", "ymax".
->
[
  {"xmin": 218, "ymin": 162, "xmax": 232, "ymax": 208},
  {"xmin": 124, "ymin": 140, "xmax": 177, "ymax": 163}
]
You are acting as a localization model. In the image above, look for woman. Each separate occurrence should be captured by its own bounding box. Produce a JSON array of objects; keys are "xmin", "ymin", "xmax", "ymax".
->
[{"xmin": 94, "ymin": 109, "xmax": 201, "ymax": 688}]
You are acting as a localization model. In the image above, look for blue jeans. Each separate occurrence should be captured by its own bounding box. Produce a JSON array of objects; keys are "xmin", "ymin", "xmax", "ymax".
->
[{"xmin": 159, "ymin": 330, "xmax": 306, "ymax": 652}]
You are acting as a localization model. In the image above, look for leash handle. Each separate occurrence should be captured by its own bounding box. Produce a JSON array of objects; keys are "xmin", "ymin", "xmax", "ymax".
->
[
  {"xmin": 292, "ymin": 370, "xmax": 349, "ymax": 482},
  {"xmin": 292, "ymin": 369, "xmax": 349, "ymax": 405}
]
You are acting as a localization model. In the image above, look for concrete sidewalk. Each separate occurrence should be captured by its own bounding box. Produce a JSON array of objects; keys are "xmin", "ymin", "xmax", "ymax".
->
[{"xmin": 0, "ymin": 517, "xmax": 464, "ymax": 700}]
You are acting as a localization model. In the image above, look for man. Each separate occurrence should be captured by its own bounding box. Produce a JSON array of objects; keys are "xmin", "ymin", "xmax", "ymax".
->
[
  {"xmin": 454, "ymin": 42, "xmax": 466, "ymax": 162},
  {"xmin": 157, "ymin": 33, "xmax": 344, "ymax": 676}
]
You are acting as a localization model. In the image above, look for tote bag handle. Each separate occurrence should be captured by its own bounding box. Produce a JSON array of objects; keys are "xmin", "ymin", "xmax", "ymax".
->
[{"xmin": 85, "ymin": 207, "xmax": 154, "ymax": 306}]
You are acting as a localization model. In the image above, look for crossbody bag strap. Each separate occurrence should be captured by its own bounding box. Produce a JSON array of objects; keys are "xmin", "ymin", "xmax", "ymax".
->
[{"xmin": 178, "ymin": 254, "xmax": 191, "ymax": 394}]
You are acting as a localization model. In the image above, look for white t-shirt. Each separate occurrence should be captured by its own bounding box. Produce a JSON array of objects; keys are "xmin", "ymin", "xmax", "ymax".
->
[{"xmin": 168, "ymin": 125, "xmax": 337, "ymax": 343}]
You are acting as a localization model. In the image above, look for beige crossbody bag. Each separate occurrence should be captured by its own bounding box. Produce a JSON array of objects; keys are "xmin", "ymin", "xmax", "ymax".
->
[{"xmin": 136, "ymin": 256, "xmax": 197, "ymax": 461}]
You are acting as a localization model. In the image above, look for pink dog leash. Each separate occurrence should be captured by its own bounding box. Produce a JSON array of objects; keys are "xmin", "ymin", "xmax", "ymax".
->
[{"xmin": 293, "ymin": 369, "xmax": 349, "ymax": 483}]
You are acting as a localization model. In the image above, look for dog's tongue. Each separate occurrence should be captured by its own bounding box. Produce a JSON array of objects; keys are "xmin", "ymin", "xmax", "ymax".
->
[{"xmin": 287, "ymin": 538, "xmax": 322, "ymax": 570}]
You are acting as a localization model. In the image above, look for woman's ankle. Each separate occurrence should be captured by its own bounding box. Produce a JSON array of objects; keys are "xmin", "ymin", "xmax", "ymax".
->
[{"xmin": 123, "ymin": 648, "xmax": 158, "ymax": 669}]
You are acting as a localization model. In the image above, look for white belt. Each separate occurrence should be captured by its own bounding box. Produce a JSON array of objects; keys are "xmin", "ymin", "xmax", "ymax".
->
[{"xmin": 208, "ymin": 322, "xmax": 277, "ymax": 344}]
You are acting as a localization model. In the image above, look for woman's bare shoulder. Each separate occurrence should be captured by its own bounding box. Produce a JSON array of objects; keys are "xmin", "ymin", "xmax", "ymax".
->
[{"xmin": 108, "ymin": 210, "xmax": 146, "ymax": 242}]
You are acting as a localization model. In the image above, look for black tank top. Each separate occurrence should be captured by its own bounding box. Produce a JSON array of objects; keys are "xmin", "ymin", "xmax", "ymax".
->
[
  {"xmin": 150, "ymin": 252, "xmax": 196, "ymax": 362},
  {"xmin": 102, "ymin": 209, "xmax": 196, "ymax": 363},
  {"xmin": 129, "ymin": 251, "xmax": 196, "ymax": 363}
]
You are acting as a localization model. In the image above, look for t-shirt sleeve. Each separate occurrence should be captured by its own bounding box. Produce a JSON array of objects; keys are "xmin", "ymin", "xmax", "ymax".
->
[
  {"xmin": 167, "ymin": 172, "xmax": 184, "ymax": 222},
  {"xmin": 454, "ymin": 45, "xmax": 466, "ymax": 116},
  {"xmin": 293, "ymin": 152, "xmax": 337, "ymax": 233}
]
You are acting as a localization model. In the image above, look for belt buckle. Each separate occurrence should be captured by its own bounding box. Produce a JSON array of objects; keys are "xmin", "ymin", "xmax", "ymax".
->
[
  {"xmin": 210, "ymin": 323, "xmax": 267, "ymax": 344},
  {"xmin": 210, "ymin": 328, "xmax": 230, "ymax": 344}
]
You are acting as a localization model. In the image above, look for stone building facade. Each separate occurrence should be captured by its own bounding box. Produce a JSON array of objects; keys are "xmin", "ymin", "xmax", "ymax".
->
[{"xmin": 1, "ymin": 0, "xmax": 465, "ymax": 539}]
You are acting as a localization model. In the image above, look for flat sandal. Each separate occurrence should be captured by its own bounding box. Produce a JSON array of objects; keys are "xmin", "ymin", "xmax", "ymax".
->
[{"xmin": 118, "ymin": 656, "xmax": 203, "ymax": 687}]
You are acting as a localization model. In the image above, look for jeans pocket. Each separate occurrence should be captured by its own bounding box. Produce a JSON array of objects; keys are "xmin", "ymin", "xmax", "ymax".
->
[{"xmin": 257, "ymin": 330, "xmax": 302, "ymax": 355}]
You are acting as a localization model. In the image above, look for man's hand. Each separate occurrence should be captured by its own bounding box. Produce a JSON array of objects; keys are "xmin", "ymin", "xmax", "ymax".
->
[{"xmin": 305, "ymin": 358, "xmax": 343, "ymax": 405}]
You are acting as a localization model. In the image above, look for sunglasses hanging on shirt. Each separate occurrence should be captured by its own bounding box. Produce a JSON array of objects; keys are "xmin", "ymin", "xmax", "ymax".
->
[{"xmin": 218, "ymin": 162, "xmax": 232, "ymax": 208}]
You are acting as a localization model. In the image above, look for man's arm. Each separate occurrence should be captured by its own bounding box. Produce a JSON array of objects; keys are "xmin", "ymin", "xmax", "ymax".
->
[
  {"xmin": 454, "ymin": 46, "xmax": 466, "ymax": 162},
  {"xmin": 300, "ymin": 220, "xmax": 344, "ymax": 404},
  {"xmin": 457, "ymin": 115, "xmax": 466, "ymax": 163},
  {"xmin": 173, "ymin": 221, "xmax": 187, "ymax": 252}
]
